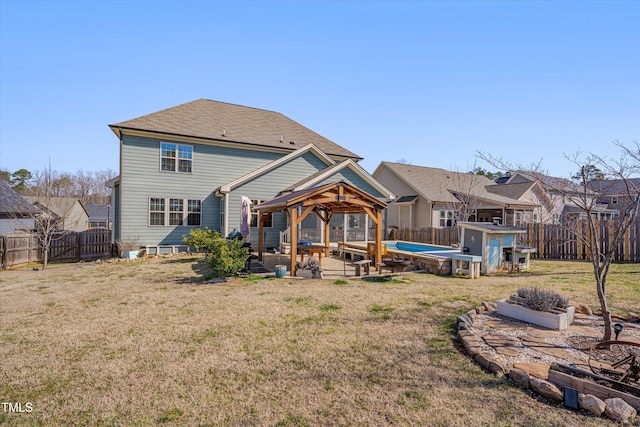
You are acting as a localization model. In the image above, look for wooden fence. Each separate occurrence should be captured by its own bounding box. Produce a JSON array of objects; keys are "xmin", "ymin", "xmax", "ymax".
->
[
  {"xmin": 387, "ymin": 218, "xmax": 640, "ymax": 262},
  {"xmin": 519, "ymin": 219, "xmax": 640, "ymax": 261},
  {"xmin": 0, "ymin": 229, "xmax": 113, "ymax": 269}
]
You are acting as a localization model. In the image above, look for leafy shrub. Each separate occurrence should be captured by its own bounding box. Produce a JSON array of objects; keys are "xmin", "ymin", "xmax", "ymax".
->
[
  {"xmin": 183, "ymin": 228, "xmax": 249, "ymax": 278},
  {"xmin": 516, "ymin": 287, "xmax": 569, "ymax": 312}
]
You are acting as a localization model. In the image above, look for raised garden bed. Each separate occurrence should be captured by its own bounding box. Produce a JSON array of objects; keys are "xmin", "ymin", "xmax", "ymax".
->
[{"xmin": 497, "ymin": 297, "xmax": 575, "ymax": 331}]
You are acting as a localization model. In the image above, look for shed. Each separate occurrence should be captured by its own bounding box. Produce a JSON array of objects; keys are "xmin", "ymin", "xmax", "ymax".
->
[{"xmin": 457, "ymin": 222, "xmax": 534, "ymax": 274}]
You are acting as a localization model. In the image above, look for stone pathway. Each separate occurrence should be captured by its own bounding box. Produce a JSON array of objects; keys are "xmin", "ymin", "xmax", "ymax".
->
[
  {"xmin": 460, "ymin": 307, "xmax": 640, "ymax": 423},
  {"xmin": 469, "ymin": 311, "xmax": 640, "ymax": 378}
]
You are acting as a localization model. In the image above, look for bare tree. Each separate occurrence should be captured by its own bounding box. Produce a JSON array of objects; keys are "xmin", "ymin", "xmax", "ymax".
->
[
  {"xmin": 75, "ymin": 169, "xmax": 96, "ymax": 204},
  {"xmin": 92, "ymin": 169, "xmax": 117, "ymax": 205},
  {"xmin": 26, "ymin": 166, "xmax": 81, "ymax": 270},
  {"xmin": 478, "ymin": 141, "xmax": 640, "ymax": 342}
]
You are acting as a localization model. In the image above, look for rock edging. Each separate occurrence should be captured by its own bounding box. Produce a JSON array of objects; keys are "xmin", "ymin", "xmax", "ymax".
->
[{"xmin": 456, "ymin": 303, "xmax": 638, "ymax": 425}]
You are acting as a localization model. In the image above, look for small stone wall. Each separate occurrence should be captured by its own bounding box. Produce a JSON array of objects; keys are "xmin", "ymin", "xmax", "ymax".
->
[
  {"xmin": 409, "ymin": 255, "xmax": 451, "ymax": 275},
  {"xmin": 457, "ymin": 303, "xmax": 638, "ymax": 424}
]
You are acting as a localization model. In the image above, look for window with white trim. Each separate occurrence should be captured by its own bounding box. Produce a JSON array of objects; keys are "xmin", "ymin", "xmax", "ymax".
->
[
  {"xmin": 439, "ymin": 209, "xmax": 455, "ymax": 227},
  {"xmin": 161, "ymin": 142, "xmax": 192, "ymax": 173},
  {"xmin": 150, "ymin": 198, "xmax": 165, "ymax": 226},
  {"xmin": 187, "ymin": 199, "xmax": 201, "ymax": 226},
  {"xmin": 611, "ymin": 196, "xmax": 618, "ymax": 205},
  {"xmin": 149, "ymin": 197, "xmax": 201, "ymax": 226},
  {"xmin": 515, "ymin": 211, "xmax": 523, "ymax": 225},
  {"xmin": 250, "ymin": 199, "xmax": 272, "ymax": 228}
]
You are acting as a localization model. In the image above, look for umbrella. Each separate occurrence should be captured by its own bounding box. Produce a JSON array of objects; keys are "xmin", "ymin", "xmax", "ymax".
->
[{"xmin": 240, "ymin": 196, "xmax": 252, "ymax": 239}]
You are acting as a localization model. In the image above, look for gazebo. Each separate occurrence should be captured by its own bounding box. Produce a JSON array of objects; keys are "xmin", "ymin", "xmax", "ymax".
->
[{"xmin": 255, "ymin": 181, "xmax": 388, "ymax": 276}]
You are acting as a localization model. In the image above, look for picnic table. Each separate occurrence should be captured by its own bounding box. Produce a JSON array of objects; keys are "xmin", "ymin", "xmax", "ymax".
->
[{"xmin": 298, "ymin": 244, "xmax": 327, "ymax": 267}]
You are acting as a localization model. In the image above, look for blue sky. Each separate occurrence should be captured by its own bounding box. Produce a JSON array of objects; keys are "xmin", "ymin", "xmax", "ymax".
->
[{"xmin": 1, "ymin": 0, "xmax": 638, "ymax": 179}]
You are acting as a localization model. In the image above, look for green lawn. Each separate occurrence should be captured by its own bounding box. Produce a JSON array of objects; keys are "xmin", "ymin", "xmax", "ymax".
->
[{"xmin": 1, "ymin": 257, "xmax": 637, "ymax": 426}]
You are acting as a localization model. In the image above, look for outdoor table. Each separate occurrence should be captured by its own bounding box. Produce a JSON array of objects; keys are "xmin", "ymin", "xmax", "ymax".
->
[{"xmin": 298, "ymin": 244, "xmax": 326, "ymax": 267}]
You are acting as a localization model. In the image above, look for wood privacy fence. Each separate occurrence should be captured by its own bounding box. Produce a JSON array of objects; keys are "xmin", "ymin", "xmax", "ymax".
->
[
  {"xmin": 0, "ymin": 229, "xmax": 113, "ymax": 269},
  {"xmin": 387, "ymin": 218, "xmax": 640, "ymax": 262}
]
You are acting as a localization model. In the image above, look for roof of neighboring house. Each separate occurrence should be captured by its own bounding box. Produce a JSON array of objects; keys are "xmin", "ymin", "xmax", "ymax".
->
[
  {"xmin": 0, "ymin": 181, "xmax": 36, "ymax": 215},
  {"xmin": 587, "ymin": 178, "xmax": 640, "ymax": 196},
  {"xmin": 24, "ymin": 197, "xmax": 88, "ymax": 217},
  {"xmin": 85, "ymin": 204, "xmax": 110, "ymax": 221},
  {"xmin": 395, "ymin": 195, "xmax": 419, "ymax": 203},
  {"xmin": 109, "ymin": 99, "xmax": 362, "ymax": 161},
  {"xmin": 485, "ymin": 182, "xmax": 536, "ymax": 200},
  {"xmin": 375, "ymin": 162, "xmax": 534, "ymax": 207},
  {"xmin": 506, "ymin": 170, "xmax": 587, "ymax": 194}
]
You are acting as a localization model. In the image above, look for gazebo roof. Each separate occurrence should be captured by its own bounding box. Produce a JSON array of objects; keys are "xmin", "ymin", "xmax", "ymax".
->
[{"xmin": 256, "ymin": 181, "xmax": 387, "ymax": 213}]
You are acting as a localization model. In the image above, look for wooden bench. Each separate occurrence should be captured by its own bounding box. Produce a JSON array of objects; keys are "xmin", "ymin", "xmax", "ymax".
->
[
  {"xmin": 353, "ymin": 259, "xmax": 372, "ymax": 276},
  {"xmin": 341, "ymin": 247, "xmax": 367, "ymax": 260}
]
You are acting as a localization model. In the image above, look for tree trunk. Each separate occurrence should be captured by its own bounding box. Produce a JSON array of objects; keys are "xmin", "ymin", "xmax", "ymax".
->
[{"xmin": 594, "ymin": 267, "xmax": 612, "ymax": 341}]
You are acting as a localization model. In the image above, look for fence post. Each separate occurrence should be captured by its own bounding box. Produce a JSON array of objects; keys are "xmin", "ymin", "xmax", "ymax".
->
[
  {"xmin": 538, "ymin": 223, "xmax": 544, "ymax": 258},
  {"xmin": 624, "ymin": 225, "xmax": 631, "ymax": 261},
  {"xmin": 1, "ymin": 235, "xmax": 5, "ymax": 270}
]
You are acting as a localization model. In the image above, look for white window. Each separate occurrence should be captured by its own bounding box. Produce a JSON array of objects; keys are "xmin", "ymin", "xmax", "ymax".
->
[
  {"xmin": 149, "ymin": 198, "xmax": 201, "ymax": 226},
  {"xmin": 515, "ymin": 212, "xmax": 523, "ymax": 225},
  {"xmin": 611, "ymin": 196, "xmax": 618, "ymax": 205},
  {"xmin": 161, "ymin": 142, "xmax": 192, "ymax": 173},
  {"xmin": 187, "ymin": 200, "xmax": 201, "ymax": 226},
  {"xmin": 250, "ymin": 200, "xmax": 272, "ymax": 228},
  {"xmin": 150, "ymin": 198, "xmax": 165, "ymax": 226},
  {"xmin": 439, "ymin": 209, "xmax": 455, "ymax": 227}
]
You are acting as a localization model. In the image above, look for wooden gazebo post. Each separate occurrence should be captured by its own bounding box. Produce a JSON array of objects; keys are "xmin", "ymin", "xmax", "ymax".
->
[
  {"xmin": 289, "ymin": 207, "xmax": 298, "ymax": 277},
  {"xmin": 258, "ymin": 214, "xmax": 264, "ymax": 262},
  {"xmin": 375, "ymin": 208, "xmax": 383, "ymax": 269}
]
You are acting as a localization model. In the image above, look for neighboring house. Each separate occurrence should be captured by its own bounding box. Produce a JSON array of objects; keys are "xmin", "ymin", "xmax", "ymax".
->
[
  {"xmin": 85, "ymin": 204, "xmax": 112, "ymax": 229},
  {"xmin": 24, "ymin": 196, "xmax": 90, "ymax": 232},
  {"xmin": 107, "ymin": 99, "xmax": 394, "ymax": 250},
  {"xmin": 588, "ymin": 178, "xmax": 640, "ymax": 218},
  {"xmin": 372, "ymin": 162, "xmax": 536, "ymax": 229},
  {"xmin": 0, "ymin": 181, "xmax": 36, "ymax": 234},
  {"xmin": 494, "ymin": 171, "xmax": 618, "ymax": 223}
]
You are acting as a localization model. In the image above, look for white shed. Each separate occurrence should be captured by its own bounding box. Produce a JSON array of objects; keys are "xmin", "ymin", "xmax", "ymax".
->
[{"xmin": 457, "ymin": 222, "xmax": 534, "ymax": 274}]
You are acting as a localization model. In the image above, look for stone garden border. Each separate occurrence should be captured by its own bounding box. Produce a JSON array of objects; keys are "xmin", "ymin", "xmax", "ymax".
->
[{"xmin": 456, "ymin": 303, "xmax": 638, "ymax": 425}]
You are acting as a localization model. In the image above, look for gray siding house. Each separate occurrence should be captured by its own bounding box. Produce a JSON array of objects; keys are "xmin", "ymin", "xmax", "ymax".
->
[
  {"xmin": 0, "ymin": 181, "xmax": 36, "ymax": 234},
  {"xmin": 372, "ymin": 162, "xmax": 537, "ymax": 229},
  {"xmin": 108, "ymin": 99, "xmax": 393, "ymax": 251}
]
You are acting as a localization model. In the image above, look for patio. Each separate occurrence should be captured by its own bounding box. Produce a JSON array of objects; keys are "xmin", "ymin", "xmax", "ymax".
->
[{"xmin": 251, "ymin": 252, "xmax": 394, "ymax": 279}]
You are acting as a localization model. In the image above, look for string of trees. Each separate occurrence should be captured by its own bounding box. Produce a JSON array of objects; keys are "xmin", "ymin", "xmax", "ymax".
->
[{"xmin": 0, "ymin": 167, "xmax": 116, "ymax": 205}]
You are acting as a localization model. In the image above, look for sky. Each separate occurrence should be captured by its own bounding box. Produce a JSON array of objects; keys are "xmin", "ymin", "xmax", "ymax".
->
[{"xmin": 1, "ymin": 0, "xmax": 639, "ymax": 180}]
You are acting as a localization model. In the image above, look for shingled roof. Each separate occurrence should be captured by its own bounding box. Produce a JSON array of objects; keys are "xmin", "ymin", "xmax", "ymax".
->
[
  {"xmin": 109, "ymin": 99, "xmax": 361, "ymax": 160},
  {"xmin": 377, "ymin": 162, "xmax": 534, "ymax": 207},
  {"xmin": 0, "ymin": 181, "xmax": 36, "ymax": 215}
]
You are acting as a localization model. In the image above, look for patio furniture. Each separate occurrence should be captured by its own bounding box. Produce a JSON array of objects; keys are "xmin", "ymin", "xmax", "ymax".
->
[
  {"xmin": 353, "ymin": 259, "xmax": 372, "ymax": 276},
  {"xmin": 297, "ymin": 244, "xmax": 326, "ymax": 267}
]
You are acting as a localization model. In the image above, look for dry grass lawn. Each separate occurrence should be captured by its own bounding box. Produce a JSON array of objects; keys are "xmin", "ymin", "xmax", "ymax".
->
[{"xmin": 1, "ymin": 257, "xmax": 639, "ymax": 426}]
